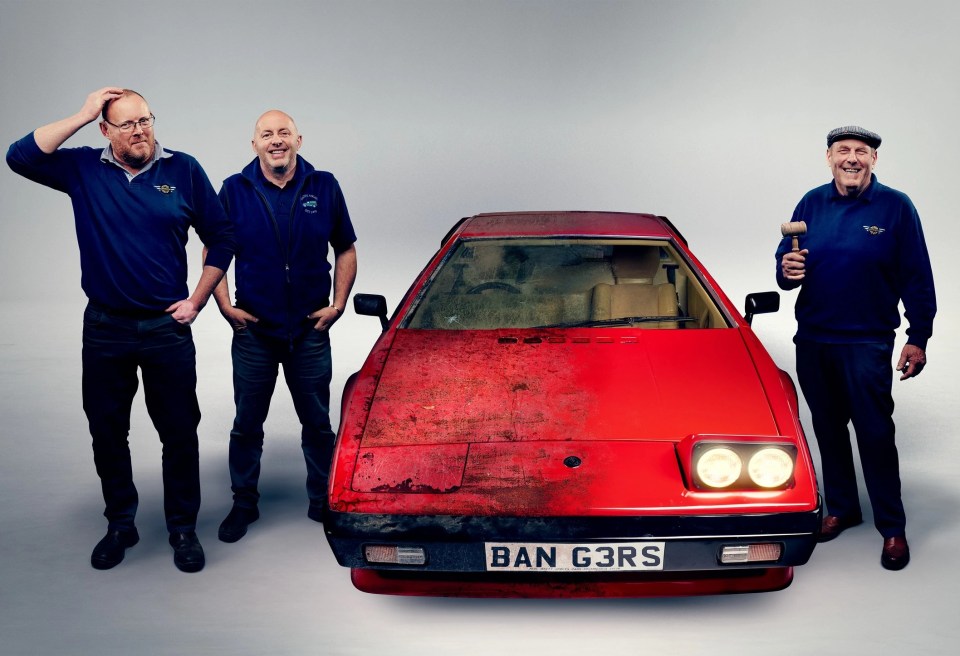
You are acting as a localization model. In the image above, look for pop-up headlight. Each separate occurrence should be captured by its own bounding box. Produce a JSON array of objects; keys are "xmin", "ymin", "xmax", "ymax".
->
[
  {"xmin": 695, "ymin": 447, "xmax": 743, "ymax": 489},
  {"xmin": 748, "ymin": 447, "xmax": 795, "ymax": 488},
  {"xmin": 688, "ymin": 439, "xmax": 797, "ymax": 491}
]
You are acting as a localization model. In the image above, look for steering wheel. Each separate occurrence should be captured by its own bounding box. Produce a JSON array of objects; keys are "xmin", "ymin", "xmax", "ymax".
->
[{"xmin": 466, "ymin": 282, "xmax": 521, "ymax": 295}]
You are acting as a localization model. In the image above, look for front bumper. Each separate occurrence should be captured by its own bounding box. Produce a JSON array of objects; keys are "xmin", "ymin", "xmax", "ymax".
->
[{"xmin": 324, "ymin": 506, "xmax": 821, "ymax": 574}]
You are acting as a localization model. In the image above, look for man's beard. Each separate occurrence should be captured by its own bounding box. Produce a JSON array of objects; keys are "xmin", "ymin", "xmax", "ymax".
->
[
  {"xmin": 122, "ymin": 153, "xmax": 149, "ymax": 168},
  {"xmin": 119, "ymin": 142, "xmax": 153, "ymax": 170}
]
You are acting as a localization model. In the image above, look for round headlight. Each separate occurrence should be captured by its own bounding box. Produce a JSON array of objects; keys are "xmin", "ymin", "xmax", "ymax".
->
[
  {"xmin": 696, "ymin": 447, "xmax": 742, "ymax": 488},
  {"xmin": 747, "ymin": 447, "xmax": 794, "ymax": 488}
]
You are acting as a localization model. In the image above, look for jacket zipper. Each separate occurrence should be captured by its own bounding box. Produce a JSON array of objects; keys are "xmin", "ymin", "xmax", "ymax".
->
[{"xmin": 252, "ymin": 176, "xmax": 309, "ymax": 350}]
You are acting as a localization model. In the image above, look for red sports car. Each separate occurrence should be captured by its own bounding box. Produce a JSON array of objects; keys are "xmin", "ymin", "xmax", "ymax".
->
[{"xmin": 324, "ymin": 211, "xmax": 820, "ymax": 597}]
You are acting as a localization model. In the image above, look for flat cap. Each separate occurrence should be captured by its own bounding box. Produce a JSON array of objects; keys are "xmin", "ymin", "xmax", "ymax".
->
[{"xmin": 827, "ymin": 125, "xmax": 881, "ymax": 149}]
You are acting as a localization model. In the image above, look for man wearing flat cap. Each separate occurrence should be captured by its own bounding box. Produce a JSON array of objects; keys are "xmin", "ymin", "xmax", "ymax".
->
[{"xmin": 776, "ymin": 126, "xmax": 936, "ymax": 570}]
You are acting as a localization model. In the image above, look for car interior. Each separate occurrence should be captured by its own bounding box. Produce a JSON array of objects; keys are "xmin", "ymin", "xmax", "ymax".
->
[{"xmin": 405, "ymin": 239, "xmax": 729, "ymax": 330}]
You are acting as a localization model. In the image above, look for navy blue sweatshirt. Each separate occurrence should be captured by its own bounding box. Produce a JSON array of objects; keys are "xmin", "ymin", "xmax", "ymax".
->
[
  {"xmin": 6, "ymin": 133, "xmax": 235, "ymax": 311},
  {"xmin": 776, "ymin": 175, "xmax": 936, "ymax": 350},
  {"xmin": 218, "ymin": 156, "xmax": 356, "ymax": 340}
]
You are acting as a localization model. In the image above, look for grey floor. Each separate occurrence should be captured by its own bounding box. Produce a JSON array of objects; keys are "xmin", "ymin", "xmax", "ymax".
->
[{"xmin": 2, "ymin": 297, "xmax": 958, "ymax": 656}]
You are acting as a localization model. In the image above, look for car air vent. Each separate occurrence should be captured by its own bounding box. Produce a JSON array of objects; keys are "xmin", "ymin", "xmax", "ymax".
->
[{"xmin": 496, "ymin": 335, "xmax": 640, "ymax": 345}]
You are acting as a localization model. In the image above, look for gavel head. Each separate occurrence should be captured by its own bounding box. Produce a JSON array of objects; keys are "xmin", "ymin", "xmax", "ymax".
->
[
  {"xmin": 780, "ymin": 221, "xmax": 807, "ymax": 239},
  {"xmin": 780, "ymin": 220, "xmax": 807, "ymax": 252}
]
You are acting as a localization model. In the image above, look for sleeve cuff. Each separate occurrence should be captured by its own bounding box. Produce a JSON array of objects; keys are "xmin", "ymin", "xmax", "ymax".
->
[{"xmin": 203, "ymin": 248, "xmax": 233, "ymax": 272}]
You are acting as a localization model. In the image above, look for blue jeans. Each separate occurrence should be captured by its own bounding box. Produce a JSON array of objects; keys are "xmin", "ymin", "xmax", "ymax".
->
[
  {"xmin": 795, "ymin": 340, "xmax": 904, "ymax": 537},
  {"xmin": 82, "ymin": 303, "xmax": 202, "ymax": 534},
  {"xmin": 229, "ymin": 327, "xmax": 335, "ymax": 510}
]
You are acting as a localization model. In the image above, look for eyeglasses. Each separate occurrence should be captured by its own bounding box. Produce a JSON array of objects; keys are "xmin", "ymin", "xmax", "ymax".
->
[{"xmin": 103, "ymin": 115, "xmax": 155, "ymax": 132}]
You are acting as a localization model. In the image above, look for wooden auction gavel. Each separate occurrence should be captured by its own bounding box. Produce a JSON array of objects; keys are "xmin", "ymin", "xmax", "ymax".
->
[{"xmin": 780, "ymin": 221, "xmax": 807, "ymax": 252}]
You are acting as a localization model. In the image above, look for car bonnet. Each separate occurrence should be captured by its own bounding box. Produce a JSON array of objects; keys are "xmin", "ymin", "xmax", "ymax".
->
[{"xmin": 358, "ymin": 327, "xmax": 779, "ymax": 447}]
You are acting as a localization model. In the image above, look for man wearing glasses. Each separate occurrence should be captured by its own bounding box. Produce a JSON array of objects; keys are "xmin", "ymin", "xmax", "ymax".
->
[{"xmin": 6, "ymin": 87, "xmax": 235, "ymax": 573}]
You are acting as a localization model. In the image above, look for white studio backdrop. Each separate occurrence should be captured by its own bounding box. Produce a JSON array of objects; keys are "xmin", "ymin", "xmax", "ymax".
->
[{"xmin": 1, "ymin": 2, "xmax": 957, "ymax": 655}]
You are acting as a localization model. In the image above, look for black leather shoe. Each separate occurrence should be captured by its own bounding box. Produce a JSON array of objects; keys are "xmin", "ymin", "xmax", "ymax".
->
[
  {"xmin": 91, "ymin": 528, "xmax": 140, "ymax": 570},
  {"xmin": 881, "ymin": 535, "xmax": 910, "ymax": 570},
  {"xmin": 817, "ymin": 514, "xmax": 863, "ymax": 543},
  {"xmin": 169, "ymin": 531, "xmax": 205, "ymax": 573},
  {"xmin": 218, "ymin": 505, "xmax": 259, "ymax": 543}
]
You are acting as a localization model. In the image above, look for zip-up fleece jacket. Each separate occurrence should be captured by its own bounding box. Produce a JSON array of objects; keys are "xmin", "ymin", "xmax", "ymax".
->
[{"xmin": 218, "ymin": 155, "xmax": 357, "ymax": 340}]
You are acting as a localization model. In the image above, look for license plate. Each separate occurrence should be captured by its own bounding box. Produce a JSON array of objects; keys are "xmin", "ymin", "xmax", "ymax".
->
[{"xmin": 484, "ymin": 541, "xmax": 665, "ymax": 572}]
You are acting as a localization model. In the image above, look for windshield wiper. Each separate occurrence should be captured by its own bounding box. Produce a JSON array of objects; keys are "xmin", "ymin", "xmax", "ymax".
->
[{"xmin": 534, "ymin": 315, "xmax": 696, "ymax": 329}]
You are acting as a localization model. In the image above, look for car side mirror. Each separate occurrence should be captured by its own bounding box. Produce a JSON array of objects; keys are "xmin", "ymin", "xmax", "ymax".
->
[
  {"xmin": 354, "ymin": 293, "xmax": 390, "ymax": 332},
  {"xmin": 744, "ymin": 291, "xmax": 780, "ymax": 326}
]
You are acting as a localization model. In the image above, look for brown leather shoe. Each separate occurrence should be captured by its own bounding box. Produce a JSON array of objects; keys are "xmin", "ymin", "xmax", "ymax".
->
[
  {"xmin": 881, "ymin": 535, "xmax": 910, "ymax": 570},
  {"xmin": 817, "ymin": 514, "xmax": 863, "ymax": 543}
]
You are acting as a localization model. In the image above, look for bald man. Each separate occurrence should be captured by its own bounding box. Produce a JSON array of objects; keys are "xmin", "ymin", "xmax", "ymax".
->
[{"xmin": 208, "ymin": 110, "xmax": 357, "ymax": 542}]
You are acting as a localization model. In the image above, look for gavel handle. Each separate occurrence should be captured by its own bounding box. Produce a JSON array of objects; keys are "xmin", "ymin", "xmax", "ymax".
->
[{"xmin": 791, "ymin": 236, "xmax": 800, "ymax": 252}]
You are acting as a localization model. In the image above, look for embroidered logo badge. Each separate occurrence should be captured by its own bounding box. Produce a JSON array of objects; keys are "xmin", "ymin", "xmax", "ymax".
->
[
  {"xmin": 154, "ymin": 184, "xmax": 177, "ymax": 194},
  {"xmin": 863, "ymin": 225, "xmax": 885, "ymax": 236},
  {"xmin": 301, "ymin": 194, "xmax": 318, "ymax": 214}
]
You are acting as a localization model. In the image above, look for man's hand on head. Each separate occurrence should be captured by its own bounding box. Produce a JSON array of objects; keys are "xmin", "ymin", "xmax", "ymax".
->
[{"xmin": 83, "ymin": 87, "xmax": 125, "ymax": 123}]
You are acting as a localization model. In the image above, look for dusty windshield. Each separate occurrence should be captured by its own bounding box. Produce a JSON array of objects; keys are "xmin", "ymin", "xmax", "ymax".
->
[{"xmin": 404, "ymin": 238, "xmax": 729, "ymax": 330}]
